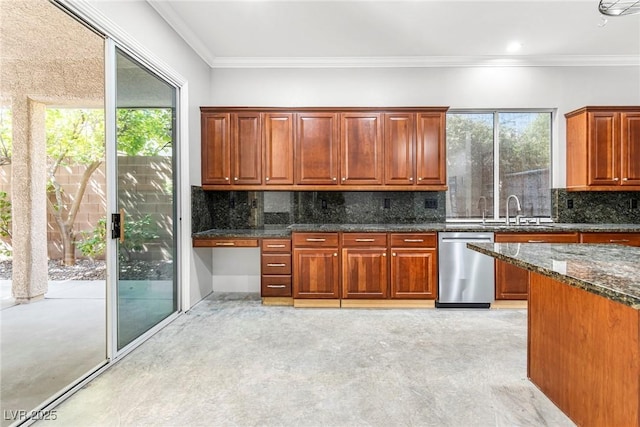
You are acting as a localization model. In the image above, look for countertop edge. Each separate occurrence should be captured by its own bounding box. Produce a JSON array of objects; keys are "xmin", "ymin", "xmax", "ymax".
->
[{"xmin": 467, "ymin": 242, "xmax": 640, "ymax": 310}]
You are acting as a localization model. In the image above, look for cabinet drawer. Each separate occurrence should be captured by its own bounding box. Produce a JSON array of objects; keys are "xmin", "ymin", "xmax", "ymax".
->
[
  {"xmin": 261, "ymin": 239, "xmax": 292, "ymax": 253},
  {"xmin": 193, "ymin": 238, "xmax": 259, "ymax": 248},
  {"xmin": 390, "ymin": 233, "xmax": 437, "ymax": 247},
  {"xmin": 341, "ymin": 233, "xmax": 387, "ymax": 247},
  {"xmin": 495, "ymin": 233, "xmax": 579, "ymax": 243},
  {"xmin": 261, "ymin": 275, "xmax": 292, "ymax": 297},
  {"xmin": 292, "ymin": 232, "xmax": 339, "ymax": 247},
  {"xmin": 580, "ymin": 232, "xmax": 640, "ymax": 246},
  {"xmin": 261, "ymin": 254, "xmax": 292, "ymax": 275}
]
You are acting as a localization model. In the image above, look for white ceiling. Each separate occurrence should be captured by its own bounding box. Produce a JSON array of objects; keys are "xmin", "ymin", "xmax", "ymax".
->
[{"xmin": 148, "ymin": 0, "xmax": 640, "ymax": 68}]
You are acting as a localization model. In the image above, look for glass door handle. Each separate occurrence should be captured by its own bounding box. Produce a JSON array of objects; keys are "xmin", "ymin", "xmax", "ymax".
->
[{"xmin": 111, "ymin": 208, "xmax": 125, "ymax": 243}]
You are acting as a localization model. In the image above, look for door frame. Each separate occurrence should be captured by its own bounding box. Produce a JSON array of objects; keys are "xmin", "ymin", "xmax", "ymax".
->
[{"xmin": 54, "ymin": 0, "xmax": 191, "ymax": 363}]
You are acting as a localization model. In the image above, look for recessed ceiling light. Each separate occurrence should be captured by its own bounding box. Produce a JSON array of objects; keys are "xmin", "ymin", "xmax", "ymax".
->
[{"xmin": 506, "ymin": 41, "xmax": 522, "ymax": 53}]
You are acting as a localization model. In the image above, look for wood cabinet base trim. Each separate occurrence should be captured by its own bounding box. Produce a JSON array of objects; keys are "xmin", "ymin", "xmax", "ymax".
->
[
  {"xmin": 340, "ymin": 299, "xmax": 435, "ymax": 309},
  {"xmin": 293, "ymin": 299, "xmax": 341, "ymax": 308},
  {"xmin": 261, "ymin": 297, "xmax": 294, "ymax": 306},
  {"xmin": 491, "ymin": 300, "xmax": 528, "ymax": 309},
  {"xmin": 567, "ymin": 185, "xmax": 640, "ymax": 191}
]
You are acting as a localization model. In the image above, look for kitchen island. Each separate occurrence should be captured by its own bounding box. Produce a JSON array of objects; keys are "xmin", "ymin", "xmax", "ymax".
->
[{"xmin": 468, "ymin": 242, "xmax": 640, "ymax": 427}]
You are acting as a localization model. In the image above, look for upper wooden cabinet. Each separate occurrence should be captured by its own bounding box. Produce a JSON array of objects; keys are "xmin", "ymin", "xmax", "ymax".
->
[
  {"xmin": 200, "ymin": 111, "xmax": 262, "ymax": 186},
  {"xmin": 264, "ymin": 113, "xmax": 294, "ymax": 185},
  {"xmin": 201, "ymin": 112, "xmax": 231, "ymax": 185},
  {"xmin": 340, "ymin": 113, "xmax": 383, "ymax": 185},
  {"xmin": 566, "ymin": 106, "xmax": 640, "ymax": 191},
  {"xmin": 233, "ymin": 112, "xmax": 262, "ymax": 185},
  {"xmin": 201, "ymin": 107, "xmax": 448, "ymax": 190},
  {"xmin": 296, "ymin": 112, "xmax": 340, "ymax": 185},
  {"xmin": 383, "ymin": 112, "xmax": 447, "ymax": 186}
]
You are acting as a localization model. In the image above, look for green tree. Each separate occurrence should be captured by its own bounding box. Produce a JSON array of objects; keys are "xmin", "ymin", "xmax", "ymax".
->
[{"xmin": 47, "ymin": 108, "xmax": 172, "ymax": 265}]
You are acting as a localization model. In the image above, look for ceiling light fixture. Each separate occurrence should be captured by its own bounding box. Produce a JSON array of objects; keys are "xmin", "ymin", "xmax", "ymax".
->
[
  {"xmin": 506, "ymin": 41, "xmax": 522, "ymax": 53},
  {"xmin": 598, "ymin": 0, "xmax": 640, "ymax": 16}
]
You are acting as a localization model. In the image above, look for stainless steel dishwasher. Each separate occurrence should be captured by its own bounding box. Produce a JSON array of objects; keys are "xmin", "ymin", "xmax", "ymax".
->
[{"xmin": 437, "ymin": 232, "xmax": 495, "ymax": 308}]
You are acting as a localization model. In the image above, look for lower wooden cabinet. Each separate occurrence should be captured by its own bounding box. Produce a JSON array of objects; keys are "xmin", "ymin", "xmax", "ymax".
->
[
  {"xmin": 580, "ymin": 232, "xmax": 640, "ymax": 247},
  {"xmin": 341, "ymin": 233, "xmax": 388, "ymax": 299},
  {"xmin": 494, "ymin": 233, "xmax": 579, "ymax": 300},
  {"xmin": 261, "ymin": 239, "xmax": 292, "ymax": 297},
  {"xmin": 390, "ymin": 233, "xmax": 438, "ymax": 299},
  {"xmin": 293, "ymin": 232, "xmax": 438, "ymax": 301},
  {"xmin": 292, "ymin": 233, "xmax": 340, "ymax": 298}
]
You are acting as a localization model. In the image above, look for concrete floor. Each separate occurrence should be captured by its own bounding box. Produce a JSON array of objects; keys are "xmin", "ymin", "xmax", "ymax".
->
[
  {"xmin": 0, "ymin": 280, "xmax": 107, "ymax": 427},
  {"xmin": 39, "ymin": 293, "xmax": 574, "ymax": 427}
]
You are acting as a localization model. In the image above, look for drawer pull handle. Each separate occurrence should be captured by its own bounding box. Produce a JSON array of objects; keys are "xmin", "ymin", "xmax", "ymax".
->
[
  {"xmin": 215, "ymin": 242, "xmax": 235, "ymax": 246},
  {"xmin": 527, "ymin": 240, "xmax": 545, "ymax": 243},
  {"xmin": 622, "ymin": 178, "xmax": 628, "ymax": 181},
  {"xmin": 609, "ymin": 239, "xmax": 630, "ymax": 243},
  {"xmin": 355, "ymin": 238, "xmax": 375, "ymax": 242},
  {"xmin": 404, "ymin": 239, "xmax": 424, "ymax": 242},
  {"xmin": 267, "ymin": 244, "xmax": 286, "ymax": 248},
  {"xmin": 266, "ymin": 285, "xmax": 287, "ymax": 289},
  {"xmin": 306, "ymin": 238, "xmax": 326, "ymax": 242},
  {"xmin": 267, "ymin": 263, "xmax": 287, "ymax": 267}
]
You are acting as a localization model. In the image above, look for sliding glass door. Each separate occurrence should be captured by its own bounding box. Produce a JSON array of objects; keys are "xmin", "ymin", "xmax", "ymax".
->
[{"xmin": 113, "ymin": 47, "xmax": 178, "ymax": 351}]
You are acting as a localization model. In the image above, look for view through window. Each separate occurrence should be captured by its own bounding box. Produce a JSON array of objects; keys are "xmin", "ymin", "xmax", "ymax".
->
[{"xmin": 446, "ymin": 111, "xmax": 552, "ymax": 220}]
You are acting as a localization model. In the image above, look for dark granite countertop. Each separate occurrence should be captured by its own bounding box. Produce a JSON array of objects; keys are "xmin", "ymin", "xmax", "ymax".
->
[
  {"xmin": 193, "ymin": 223, "xmax": 640, "ymax": 239},
  {"xmin": 192, "ymin": 226, "xmax": 291, "ymax": 239},
  {"xmin": 468, "ymin": 242, "xmax": 640, "ymax": 309}
]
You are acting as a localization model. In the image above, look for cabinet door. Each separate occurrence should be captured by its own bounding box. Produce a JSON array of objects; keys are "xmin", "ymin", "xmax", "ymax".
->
[
  {"xmin": 295, "ymin": 113, "xmax": 339, "ymax": 185},
  {"xmin": 416, "ymin": 112, "xmax": 446, "ymax": 186},
  {"xmin": 342, "ymin": 248, "xmax": 388, "ymax": 299},
  {"xmin": 264, "ymin": 113, "xmax": 294, "ymax": 185},
  {"xmin": 494, "ymin": 233, "xmax": 580, "ymax": 300},
  {"xmin": 233, "ymin": 112, "xmax": 262, "ymax": 185},
  {"xmin": 588, "ymin": 111, "xmax": 619, "ymax": 186},
  {"xmin": 340, "ymin": 113, "xmax": 383, "ymax": 185},
  {"xmin": 390, "ymin": 248, "xmax": 437, "ymax": 299},
  {"xmin": 580, "ymin": 232, "xmax": 640, "ymax": 247},
  {"xmin": 620, "ymin": 112, "xmax": 640, "ymax": 186},
  {"xmin": 293, "ymin": 248, "xmax": 340, "ymax": 298},
  {"xmin": 201, "ymin": 112, "xmax": 231, "ymax": 185},
  {"xmin": 495, "ymin": 260, "xmax": 529, "ymax": 300},
  {"xmin": 384, "ymin": 113, "xmax": 415, "ymax": 185}
]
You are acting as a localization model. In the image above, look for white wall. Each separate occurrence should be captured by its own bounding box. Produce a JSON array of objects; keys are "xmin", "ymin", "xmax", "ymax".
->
[
  {"xmin": 82, "ymin": 0, "xmax": 213, "ymax": 308},
  {"xmin": 210, "ymin": 65, "xmax": 640, "ymax": 188}
]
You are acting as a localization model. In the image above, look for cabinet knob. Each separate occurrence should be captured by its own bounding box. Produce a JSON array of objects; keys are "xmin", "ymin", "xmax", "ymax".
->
[
  {"xmin": 623, "ymin": 178, "xmax": 628, "ymax": 181},
  {"xmin": 341, "ymin": 177, "xmax": 346, "ymax": 181},
  {"xmin": 418, "ymin": 177, "xmax": 422, "ymax": 181},
  {"xmin": 333, "ymin": 177, "xmax": 337, "ymax": 181},
  {"xmin": 234, "ymin": 177, "xmax": 238, "ymax": 181},
  {"xmin": 225, "ymin": 177, "xmax": 229, "ymax": 181},
  {"xmin": 409, "ymin": 177, "xmax": 413, "ymax": 181},
  {"xmin": 334, "ymin": 253, "xmax": 338, "ymax": 257},
  {"xmin": 265, "ymin": 177, "xmax": 270, "ymax": 181},
  {"xmin": 382, "ymin": 253, "xmax": 387, "ymax": 257},
  {"xmin": 613, "ymin": 177, "xmax": 619, "ymax": 181},
  {"xmin": 392, "ymin": 252, "xmax": 397, "ymax": 256}
]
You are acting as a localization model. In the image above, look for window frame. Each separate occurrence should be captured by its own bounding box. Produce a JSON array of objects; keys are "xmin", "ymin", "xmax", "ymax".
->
[{"xmin": 446, "ymin": 108, "xmax": 555, "ymax": 222}]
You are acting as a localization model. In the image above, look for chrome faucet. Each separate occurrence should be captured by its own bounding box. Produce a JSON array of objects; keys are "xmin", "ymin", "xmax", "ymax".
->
[
  {"xmin": 505, "ymin": 194, "xmax": 522, "ymax": 225},
  {"xmin": 477, "ymin": 196, "xmax": 487, "ymax": 224}
]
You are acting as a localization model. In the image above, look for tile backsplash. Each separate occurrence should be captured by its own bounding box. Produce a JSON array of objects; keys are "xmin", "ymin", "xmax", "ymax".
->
[
  {"xmin": 192, "ymin": 187, "xmax": 445, "ymax": 232},
  {"xmin": 192, "ymin": 186, "xmax": 639, "ymax": 232},
  {"xmin": 552, "ymin": 189, "xmax": 640, "ymax": 224}
]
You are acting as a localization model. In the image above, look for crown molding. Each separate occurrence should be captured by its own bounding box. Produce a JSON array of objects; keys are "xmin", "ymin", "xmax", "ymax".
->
[
  {"xmin": 209, "ymin": 55, "xmax": 640, "ymax": 69},
  {"xmin": 147, "ymin": 0, "xmax": 217, "ymax": 67}
]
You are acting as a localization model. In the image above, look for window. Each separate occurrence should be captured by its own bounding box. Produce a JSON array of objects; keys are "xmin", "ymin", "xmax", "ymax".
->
[{"xmin": 446, "ymin": 111, "xmax": 552, "ymax": 220}]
